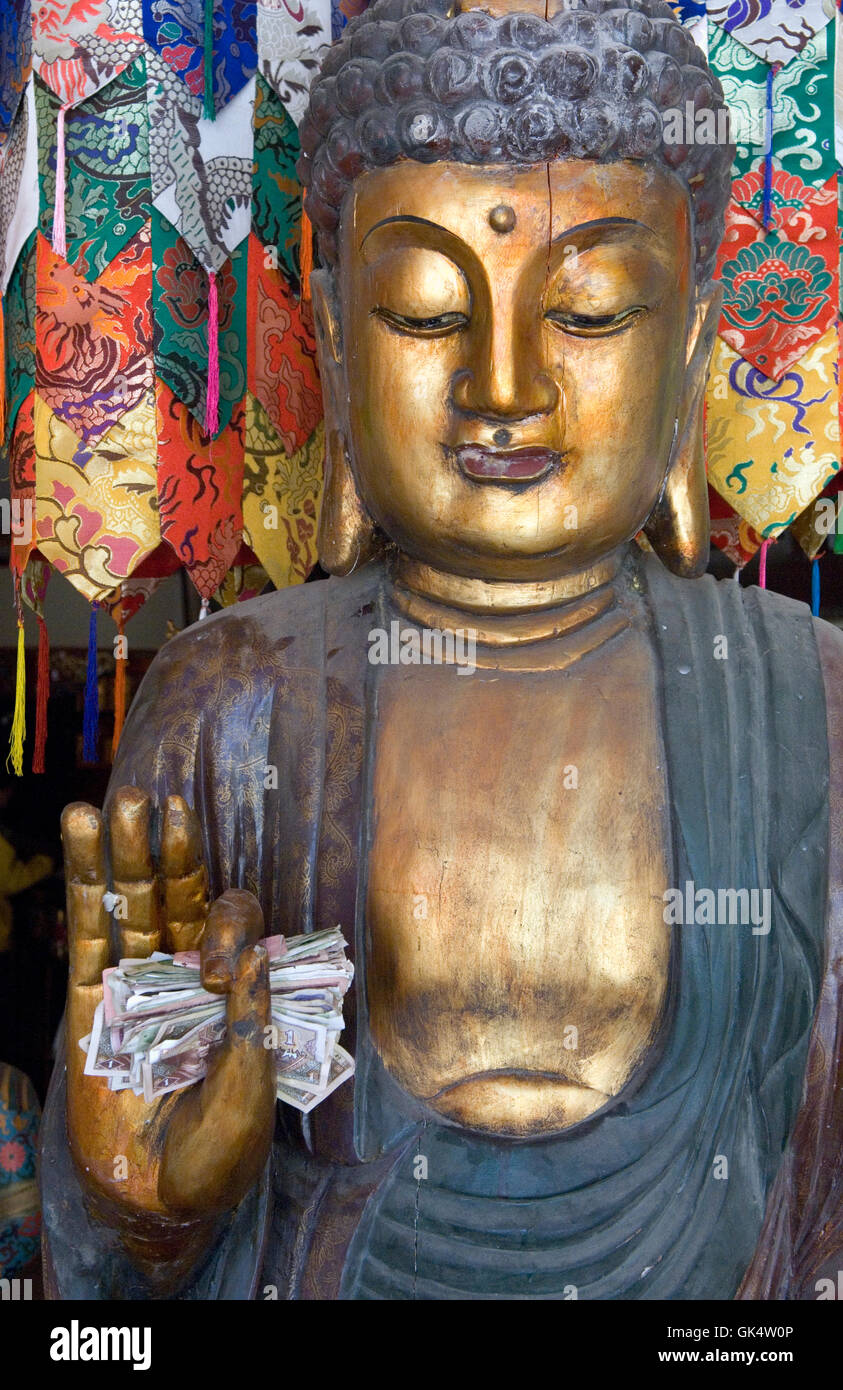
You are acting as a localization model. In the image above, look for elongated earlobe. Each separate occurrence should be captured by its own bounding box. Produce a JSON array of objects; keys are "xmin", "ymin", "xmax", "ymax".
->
[
  {"xmin": 643, "ymin": 388, "xmax": 709, "ymax": 577},
  {"xmin": 644, "ymin": 284, "xmax": 722, "ymax": 578},
  {"xmin": 310, "ymin": 270, "xmax": 381, "ymax": 574},
  {"xmin": 317, "ymin": 430, "xmax": 381, "ymax": 576}
]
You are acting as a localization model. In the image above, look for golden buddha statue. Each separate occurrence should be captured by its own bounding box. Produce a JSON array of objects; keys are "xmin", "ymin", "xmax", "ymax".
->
[{"xmin": 40, "ymin": 0, "xmax": 843, "ymax": 1300}]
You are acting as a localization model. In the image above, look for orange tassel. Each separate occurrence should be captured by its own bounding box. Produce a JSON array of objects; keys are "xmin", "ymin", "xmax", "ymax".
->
[
  {"xmin": 32, "ymin": 615, "xmax": 50, "ymax": 774},
  {"xmin": 112, "ymin": 606, "xmax": 127, "ymax": 759},
  {"xmin": 300, "ymin": 208, "xmax": 313, "ymax": 303}
]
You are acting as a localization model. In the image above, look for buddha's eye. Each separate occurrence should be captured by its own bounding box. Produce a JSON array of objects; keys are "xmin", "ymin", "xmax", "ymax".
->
[
  {"xmin": 544, "ymin": 305, "xmax": 647, "ymax": 337},
  {"xmin": 373, "ymin": 307, "xmax": 469, "ymax": 337}
]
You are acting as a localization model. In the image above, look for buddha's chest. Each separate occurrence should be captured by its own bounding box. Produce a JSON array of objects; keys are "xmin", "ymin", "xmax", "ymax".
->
[{"xmin": 365, "ymin": 626, "xmax": 673, "ymax": 1135}]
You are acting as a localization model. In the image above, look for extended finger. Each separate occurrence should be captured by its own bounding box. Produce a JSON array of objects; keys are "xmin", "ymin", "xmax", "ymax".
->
[
  {"xmin": 62, "ymin": 802, "xmax": 109, "ymax": 989},
  {"xmin": 200, "ymin": 889, "xmax": 264, "ymax": 993},
  {"xmin": 108, "ymin": 786, "xmax": 161, "ymax": 959},
  {"xmin": 159, "ymin": 796, "xmax": 207, "ymax": 953}
]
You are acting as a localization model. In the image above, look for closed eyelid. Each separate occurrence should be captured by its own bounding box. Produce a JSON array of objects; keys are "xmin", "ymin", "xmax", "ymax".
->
[{"xmin": 359, "ymin": 216, "xmax": 483, "ymax": 287}]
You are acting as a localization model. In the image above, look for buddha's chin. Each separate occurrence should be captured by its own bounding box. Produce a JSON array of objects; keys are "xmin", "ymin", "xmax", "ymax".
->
[{"xmin": 426, "ymin": 1073, "xmax": 611, "ymax": 1137}]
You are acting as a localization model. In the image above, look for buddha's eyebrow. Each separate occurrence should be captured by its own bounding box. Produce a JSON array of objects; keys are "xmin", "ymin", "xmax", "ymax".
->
[
  {"xmin": 359, "ymin": 214, "xmax": 483, "ymax": 279},
  {"xmin": 553, "ymin": 218, "xmax": 660, "ymax": 253},
  {"xmin": 360, "ymin": 214, "xmax": 456, "ymax": 250}
]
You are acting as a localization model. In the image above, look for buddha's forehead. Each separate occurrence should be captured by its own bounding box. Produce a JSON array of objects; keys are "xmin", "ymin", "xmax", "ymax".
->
[{"xmin": 343, "ymin": 158, "xmax": 692, "ymax": 270}]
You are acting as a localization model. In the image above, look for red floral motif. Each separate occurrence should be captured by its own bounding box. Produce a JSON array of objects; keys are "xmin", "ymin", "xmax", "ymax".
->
[
  {"xmin": 157, "ymin": 239, "xmax": 238, "ymax": 334},
  {"xmin": 0, "ymin": 1140, "xmax": 27, "ymax": 1173},
  {"xmin": 247, "ymin": 233, "xmax": 321, "ymax": 456},
  {"xmin": 731, "ymin": 168, "xmax": 838, "ymax": 243},
  {"xmin": 715, "ymin": 198, "xmax": 839, "ymax": 381},
  {"xmin": 156, "ymin": 243, "xmax": 206, "ymax": 329}
]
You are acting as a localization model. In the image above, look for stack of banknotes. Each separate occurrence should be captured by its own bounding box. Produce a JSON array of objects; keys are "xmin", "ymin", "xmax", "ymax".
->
[{"xmin": 80, "ymin": 926, "xmax": 355, "ymax": 1113}]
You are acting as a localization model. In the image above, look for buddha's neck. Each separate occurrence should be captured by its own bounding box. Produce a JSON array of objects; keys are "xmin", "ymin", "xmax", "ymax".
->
[{"xmin": 389, "ymin": 548, "xmax": 633, "ymax": 656}]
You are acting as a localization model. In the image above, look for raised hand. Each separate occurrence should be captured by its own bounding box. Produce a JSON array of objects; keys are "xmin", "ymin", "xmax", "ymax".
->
[{"xmin": 62, "ymin": 787, "xmax": 275, "ymax": 1288}]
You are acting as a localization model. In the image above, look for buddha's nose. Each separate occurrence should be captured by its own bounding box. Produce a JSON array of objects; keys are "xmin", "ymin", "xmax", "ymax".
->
[{"xmin": 451, "ymin": 317, "xmax": 558, "ymax": 422}]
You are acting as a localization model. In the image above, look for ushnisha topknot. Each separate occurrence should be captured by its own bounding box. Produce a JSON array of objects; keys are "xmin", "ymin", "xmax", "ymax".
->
[{"xmin": 297, "ymin": 0, "xmax": 734, "ymax": 283}]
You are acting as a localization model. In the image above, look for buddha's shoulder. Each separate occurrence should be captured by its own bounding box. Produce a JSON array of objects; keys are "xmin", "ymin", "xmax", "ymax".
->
[
  {"xmin": 642, "ymin": 551, "xmax": 823, "ymax": 646},
  {"xmin": 138, "ymin": 566, "xmax": 382, "ymax": 697}
]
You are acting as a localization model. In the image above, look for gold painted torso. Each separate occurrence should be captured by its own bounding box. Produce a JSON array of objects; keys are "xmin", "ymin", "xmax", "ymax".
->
[{"xmin": 366, "ymin": 605, "xmax": 673, "ymax": 1136}]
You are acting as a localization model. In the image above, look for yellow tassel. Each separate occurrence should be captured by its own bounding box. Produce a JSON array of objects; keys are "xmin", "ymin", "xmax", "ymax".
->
[
  {"xmin": 7, "ymin": 622, "xmax": 26, "ymax": 776},
  {"xmin": 300, "ymin": 208, "xmax": 313, "ymax": 303}
]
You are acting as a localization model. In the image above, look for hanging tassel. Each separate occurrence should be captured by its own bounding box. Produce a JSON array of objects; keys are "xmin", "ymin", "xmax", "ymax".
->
[
  {"xmin": 811, "ymin": 556, "xmax": 821, "ymax": 617},
  {"xmin": 205, "ymin": 269, "xmax": 219, "ymax": 435},
  {"xmin": 32, "ymin": 615, "xmax": 50, "ymax": 774},
  {"xmin": 761, "ymin": 66, "xmax": 776, "ymax": 232},
  {"xmin": 52, "ymin": 101, "xmax": 71, "ymax": 258},
  {"xmin": 82, "ymin": 604, "xmax": 99, "ymax": 764},
  {"xmin": 111, "ymin": 606, "xmax": 127, "ymax": 760},
  {"xmin": 203, "ymin": 0, "xmax": 215, "ymax": 120},
  {"xmin": 7, "ymin": 620, "xmax": 26, "ymax": 777},
  {"xmin": 758, "ymin": 538, "xmax": 769, "ymax": 589},
  {"xmin": 299, "ymin": 208, "xmax": 313, "ymax": 303}
]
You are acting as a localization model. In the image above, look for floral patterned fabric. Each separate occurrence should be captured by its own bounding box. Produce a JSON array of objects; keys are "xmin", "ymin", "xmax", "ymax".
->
[
  {"xmin": 151, "ymin": 206, "xmax": 247, "ymax": 430},
  {"xmin": 142, "ymin": 0, "xmax": 256, "ymax": 113},
  {"xmin": 708, "ymin": 22, "xmax": 835, "ymax": 188},
  {"xmin": 156, "ymin": 378, "xmax": 244, "ymax": 597},
  {"xmin": 34, "ymin": 389, "xmax": 159, "ymax": 600},
  {"xmin": 36, "ymin": 224, "xmax": 153, "ymax": 449},
  {"xmin": 36, "ymin": 54, "xmax": 150, "ymax": 278},
  {"xmin": 0, "ymin": 1063, "xmax": 41, "ymax": 1277},
  {"xmin": 705, "ymin": 0, "xmax": 835, "ymax": 67},
  {"xmin": 716, "ymin": 194, "xmax": 838, "ymax": 378},
  {"xmin": 706, "ymin": 327, "xmax": 840, "ymax": 536},
  {"xmin": 257, "ymin": 0, "xmax": 329, "ymax": 127},
  {"xmin": 32, "ymin": 0, "xmax": 144, "ymax": 104},
  {"xmin": 703, "ymin": 8, "xmax": 841, "ymax": 557},
  {"xmin": 242, "ymin": 390, "xmax": 322, "ymax": 588},
  {"xmin": 0, "ymin": 0, "xmax": 31, "ymax": 142}
]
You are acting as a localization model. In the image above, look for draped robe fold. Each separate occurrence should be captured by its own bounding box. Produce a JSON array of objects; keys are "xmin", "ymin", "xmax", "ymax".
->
[{"xmin": 39, "ymin": 551, "xmax": 842, "ymax": 1299}]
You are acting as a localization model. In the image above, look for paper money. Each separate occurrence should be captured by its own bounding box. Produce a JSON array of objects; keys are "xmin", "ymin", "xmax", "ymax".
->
[{"xmin": 81, "ymin": 927, "xmax": 355, "ymax": 1112}]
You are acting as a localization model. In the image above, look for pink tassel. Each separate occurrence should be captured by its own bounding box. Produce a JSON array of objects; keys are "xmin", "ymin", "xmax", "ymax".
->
[
  {"xmin": 205, "ymin": 269, "xmax": 219, "ymax": 435},
  {"xmin": 52, "ymin": 102, "xmax": 71, "ymax": 259},
  {"xmin": 758, "ymin": 539, "xmax": 769, "ymax": 590}
]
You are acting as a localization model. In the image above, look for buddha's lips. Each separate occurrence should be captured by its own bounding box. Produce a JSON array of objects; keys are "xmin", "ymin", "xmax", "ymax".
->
[{"xmin": 453, "ymin": 444, "xmax": 559, "ymax": 482}]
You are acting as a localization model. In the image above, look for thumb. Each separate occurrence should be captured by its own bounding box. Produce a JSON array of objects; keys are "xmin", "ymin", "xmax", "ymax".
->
[
  {"xmin": 200, "ymin": 887, "xmax": 264, "ymax": 992},
  {"xmin": 159, "ymin": 943, "xmax": 273, "ymax": 1216},
  {"xmin": 225, "ymin": 940, "xmax": 271, "ymax": 1050}
]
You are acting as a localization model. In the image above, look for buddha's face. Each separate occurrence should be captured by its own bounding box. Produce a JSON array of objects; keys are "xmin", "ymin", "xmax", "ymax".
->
[{"xmin": 325, "ymin": 158, "xmax": 699, "ymax": 582}]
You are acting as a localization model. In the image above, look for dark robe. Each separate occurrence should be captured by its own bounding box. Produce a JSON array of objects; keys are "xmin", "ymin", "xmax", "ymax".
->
[{"xmin": 39, "ymin": 549, "xmax": 843, "ymax": 1299}]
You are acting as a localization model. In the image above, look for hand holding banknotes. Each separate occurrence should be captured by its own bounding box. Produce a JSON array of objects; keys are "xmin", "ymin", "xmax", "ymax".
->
[{"xmin": 63, "ymin": 787, "xmax": 282, "ymax": 1289}]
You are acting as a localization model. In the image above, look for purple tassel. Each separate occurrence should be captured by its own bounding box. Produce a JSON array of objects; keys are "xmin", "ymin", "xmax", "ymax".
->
[{"xmin": 83, "ymin": 604, "xmax": 99, "ymax": 763}]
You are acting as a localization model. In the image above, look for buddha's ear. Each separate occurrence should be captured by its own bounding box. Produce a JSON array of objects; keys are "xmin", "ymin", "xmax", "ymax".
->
[
  {"xmin": 317, "ymin": 428, "xmax": 382, "ymax": 576},
  {"xmin": 310, "ymin": 269, "xmax": 343, "ymax": 369},
  {"xmin": 643, "ymin": 282, "xmax": 722, "ymax": 578},
  {"xmin": 311, "ymin": 268, "xmax": 381, "ymax": 574}
]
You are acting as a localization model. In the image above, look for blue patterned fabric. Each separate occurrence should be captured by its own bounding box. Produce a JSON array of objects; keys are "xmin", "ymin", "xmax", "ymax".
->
[{"xmin": 0, "ymin": 1064, "xmax": 41, "ymax": 1276}]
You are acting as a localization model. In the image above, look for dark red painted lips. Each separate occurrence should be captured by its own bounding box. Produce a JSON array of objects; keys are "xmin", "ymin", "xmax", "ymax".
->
[{"xmin": 452, "ymin": 444, "xmax": 560, "ymax": 482}]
